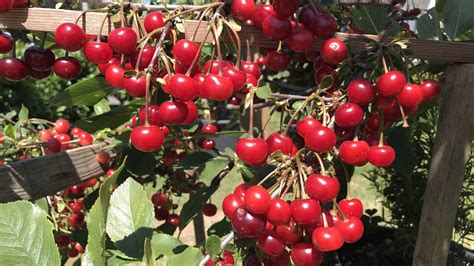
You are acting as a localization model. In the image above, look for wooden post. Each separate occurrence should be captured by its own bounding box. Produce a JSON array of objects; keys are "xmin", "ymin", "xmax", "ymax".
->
[{"xmin": 413, "ymin": 64, "xmax": 474, "ymax": 266}]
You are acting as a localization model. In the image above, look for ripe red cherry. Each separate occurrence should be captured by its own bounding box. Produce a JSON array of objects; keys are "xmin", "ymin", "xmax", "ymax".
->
[
  {"xmin": 202, "ymin": 203, "xmax": 217, "ymax": 217},
  {"xmin": 54, "ymin": 118, "xmax": 70, "ymax": 134},
  {"xmin": 347, "ymin": 78, "xmax": 376, "ymax": 105},
  {"xmin": 231, "ymin": 207, "xmax": 266, "ymax": 238},
  {"xmin": 366, "ymin": 112, "xmax": 391, "ymax": 132},
  {"xmin": 68, "ymin": 248, "xmax": 79, "ymax": 258},
  {"xmin": 275, "ymin": 222, "xmax": 301, "ymax": 245},
  {"xmin": 173, "ymin": 39, "xmax": 201, "ymax": 67},
  {"xmin": 290, "ymin": 242, "xmax": 324, "ymax": 266},
  {"xmin": 139, "ymin": 105, "xmax": 162, "ymax": 126},
  {"xmin": 222, "ymin": 66, "xmax": 247, "ymax": 92},
  {"xmin": 298, "ymin": 5, "xmax": 318, "ymax": 26},
  {"xmin": 375, "ymin": 95, "xmax": 401, "ymax": 121},
  {"xmin": 105, "ymin": 65, "xmax": 125, "ymax": 88},
  {"xmin": 151, "ymin": 193, "xmax": 167, "ymax": 207},
  {"xmin": 84, "ymin": 41, "xmax": 113, "ymax": 64},
  {"xmin": 130, "ymin": 45, "xmax": 156, "ymax": 69},
  {"xmin": 55, "ymin": 234, "xmax": 70, "ymax": 249},
  {"xmin": 314, "ymin": 66, "xmax": 338, "ymax": 89},
  {"xmin": 0, "ymin": 33, "xmax": 13, "ymax": 54},
  {"xmin": 183, "ymin": 101, "xmax": 198, "ymax": 125},
  {"xmin": 69, "ymin": 184, "xmax": 84, "ymax": 195},
  {"xmin": 236, "ymin": 137, "xmax": 269, "ymax": 166},
  {"xmin": 312, "ymin": 227, "xmax": 344, "ymax": 252},
  {"xmin": 338, "ymin": 198, "xmax": 363, "ymax": 218},
  {"xmin": 202, "ymin": 123, "xmax": 219, "ymax": 134},
  {"xmin": 47, "ymin": 138, "xmax": 62, "ymax": 153},
  {"xmin": 53, "ymin": 57, "xmax": 81, "ymax": 80},
  {"xmin": 131, "ymin": 125, "xmax": 164, "ymax": 152},
  {"xmin": 69, "ymin": 198, "xmax": 84, "ymax": 212},
  {"xmin": 266, "ymin": 198, "xmax": 291, "ymax": 225},
  {"xmin": 55, "ymin": 23, "xmax": 86, "ymax": 52},
  {"xmin": 266, "ymin": 51, "xmax": 291, "ymax": 72},
  {"xmin": 108, "ymin": 27, "xmax": 137, "ymax": 55},
  {"xmin": 421, "ymin": 79, "xmax": 440, "ymax": 102},
  {"xmin": 376, "ymin": 70, "xmax": 406, "ymax": 97},
  {"xmin": 291, "ymin": 198, "xmax": 321, "ymax": 225},
  {"xmin": 82, "ymin": 177, "xmax": 98, "ymax": 188},
  {"xmin": 337, "ymin": 216, "xmax": 364, "ymax": 243},
  {"xmin": 158, "ymin": 101, "xmax": 188, "ymax": 125},
  {"xmin": 205, "ymin": 250, "xmax": 235, "ymax": 266},
  {"xmin": 305, "ymin": 126, "xmax": 337, "ymax": 153},
  {"xmin": 296, "ymin": 117, "xmax": 322, "ymax": 138},
  {"xmin": 320, "ymin": 38, "xmax": 348, "ymax": 65},
  {"xmin": 272, "ymin": 0, "xmax": 299, "ymax": 18},
  {"xmin": 252, "ymin": 4, "xmax": 274, "ymax": 28},
  {"xmin": 305, "ymin": 174, "xmax": 340, "ymax": 202},
  {"xmin": 123, "ymin": 74, "xmax": 147, "ymax": 97},
  {"xmin": 144, "ymin": 11, "xmax": 166, "ymax": 33},
  {"xmin": 309, "ymin": 13, "xmax": 337, "ymax": 39},
  {"xmin": 339, "ymin": 140, "xmax": 369, "ymax": 166},
  {"xmin": 203, "ymin": 60, "xmax": 232, "ymax": 74},
  {"xmin": 67, "ymin": 212, "xmax": 85, "ymax": 228},
  {"xmin": 193, "ymin": 73, "xmax": 208, "ymax": 98},
  {"xmin": 241, "ymin": 61, "xmax": 261, "ymax": 79},
  {"xmin": 154, "ymin": 206, "xmax": 169, "ymax": 220},
  {"xmin": 245, "ymin": 73, "xmax": 258, "ymax": 87},
  {"xmin": 287, "ymin": 29, "xmax": 314, "ymax": 52},
  {"xmin": 203, "ymin": 74, "xmax": 234, "ymax": 101},
  {"xmin": 243, "ymin": 185, "xmax": 271, "ymax": 214},
  {"xmin": 39, "ymin": 129, "xmax": 53, "ymax": 141},
  {"xmin": 167, "ymin": 214, "xmax": 179, "ymax": 226},
  {"xmin": 97, "ymin": 56, "xmax": 120, "ymax": 74},
  {"xmin": 232, "ymin": 0, "xmax": 256, "ymax": 21},
  {"xmin": 24, "ymin": 46, "xmax": 55, "ymax": 71},
  {"xmin": 78, "ymin": 132, "xmax": 93, "ymax": 146},
  {"xmin": 234, "ymin": 183, "xmax": 251, "ymax": 201},
  {"xmin": 266, "ymin": 133, "xmax": 293, "ymax": 155},
  {"xmin": 13, "ymin": 0, "xmax": 28, "ymax": 7},
  {"xmin": 0, "ymin": 0, "xmax": 13, "ymax": 13},
  {"xmin": 257, "ymin": 229, "xmax": 286, "ymax": 257},
  {"xmin": 27, "ymin": 67, "xmax": 50, "ymax": 80},
  {"xmin": 397, "ymin": 83, "xmax": 424, "ymax": 107},
  {"xmin": 368, "ymin": 145, "xmax": 396, "ymax": 167},
  {"xmin": 263, "ymin": 250, "xmax": 291, "ymax": 266},
  {"xmin": 174, "ymin": 63, "xmax": 201, "ymax": 77},
  {"xmin": 95, "ymin": 151, "xmax": 110, "ymax": 164},
  {"xmin": 168, "ymin": 73, "xmax": 198, "ymax": 101},
  {"xmin": 334, "ymin": 103, "xmax": 364, "ymax": 128},
  {"xmin": 262, "ymin": 14, "xmax": 292, "ymax": 41},
  {"xmin": 222, "ymin": 193, "xmax": 244, "ymax": 218}
]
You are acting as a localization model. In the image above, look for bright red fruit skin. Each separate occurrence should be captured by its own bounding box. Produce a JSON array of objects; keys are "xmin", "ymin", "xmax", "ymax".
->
[
  {"xmin": 287, "ymin": 29, "xmax": 314, "ymax": 52},
  {"xmin": 105, "ymin": 65, "xmax": 125, "ymax": 88},
  {"xmin": 231, "ymin": 207, "xmax": 266, "ymax": 238},
  {"xmin": 290, "ymin": 243, "xmax": 324, "ymax": 266},
  {"xmin": 337, "ymin": 216, "xmax": 364, "ymax": 243},
  {"xmin": 173, "ymin": 39, "xmax": 201, "ymax": 67},
  {"xmin": 158, "ymin": 101, "xmax": 188, "ymax": 125},
  {"xmin": 202, "ymin": 123, "xmax": 219, "ymax": 134},
  {"xmin": 309, "ymin": 13, "xmax": 337, "ymax": 39},
  {"xmin": 397, "ymin": 83, "xmax": 424, "ymax": 107},
  {"xmin": 108, "ymin": 27, "xmax": 137, "ymax": 55},
  {"xmin": 202, "ymin": 203, "xmax": 217, "ymax": 217},
  {"xmin": 144, "ymin": 11, "xmax": 166, "ymax": 33},
  {"xmin": 0, "ymin": 33, "xmax": 13, "ymax": 53},
  {"xmin": 375, "ymin": 95, "xmax": 401, "ymax": 121},
  {"xmin": 24, "ymin": 46, "xmax": 55, "ymax": 71},
  {"xmin": 252, "ymin": 4, "xmax": 274, "ymax": 28},
  {"xmin": 139, "ymin": 105, "xmax": 162, "ymax": 126},
  {"xmin": 320, "ymin": 38, "xmax": 348, "ymax": 65},
  {"xmin": 78, "ymin": 132, "xmax": 93, "ymax": 146},
  {"xmin": 55, "ymin": 23, "xmax": 86, "ymax": 52},
  {"xmin": 204, "ymin": 74, "xmax": 234, "ymax": 101},
  {"xmin": 27, "ymin": 67, "xmax": 50, "ymax": 80},
  {"xmin": 296, "ymin": 117, "xmax": 322, "ymax": 138},
  {"xmin": 305, "ymin": 174, "xmax": 340, "ymax": 202},
  {"xmin": 123, "ymin": 74, "xmax": 147, "ymax": 97},
  {"xmin": 243, "ymin": 185, "xmax": 271, "ymax": 214},
  {"xmin": 193, "ymin": 73, "xmax": 208, "ymax": 98},
  {"xmin": 39, "ymin": 129, "xmax": 53, "ymax": 142},
  {"xmin": 257, "ymin": 229, "xmax": 286, "ymax": 257},
  {"xmin": 236, "ymin": 137, "xmax": 269, "ymax": 166},
  {"xmin": 347, "ymin": 79, "xmax": 375, "ymax": 105},
  {"xmin": 232, "ymin": 0, "xmax": 257, "ymax": 21},
  {"xmin": 376, "ymin": 71, "xmax": 406, "ymax": 97},
  {"xmin": 262, "ymin": 14, "xmax": 292, "ymax": 41},
  {"xmin": 183, "ymin": 101, "xmax": 198, "ymax": 125},
  {"xmin": 339, "ymin": 140, "xmax": 369, "ymax": 166},
  {"xmin": 84, "ymin": 42, "xmax": 113, "ymax": 64},
  {"xmin": 0, "ymin": 57, "xmax": 28, "ymax": 81},
  {"xmin": 266, "ymin": 198, "xmax": 291, "ymax": 225},
  {"xmin": 97, "ymin": 56, "xmax": 120, "ymax": 74},
  {"xmin": 276, "ymin": 222, "xmax": 301, "ymax": 245},
  {"xmin": 305, "ymin": 126, "xmax": 337, "ymax": 153},
  {"xmin": 421, "ymin": 79, "xmax": 440, "ymax": 102},
  {"xmin": 266, "ymin": 133, "xmax": 293, "ymax": 155},
  {"xmin": 334, "ymin": 103, "xmax": 364, "ymax": 128},
  {"xmin": 54, "ymin": 57, "xmax": 81, "ymax": 80},
  {"xmin": 222, "ymin": 66, "xmax": 247, "ymax": 92},
  {"xmin": 130, "ymin": 45, "xmax": 156, "ymax": 69},
  {"xmin": 266, "ymin": 51, "xmax": 291, "ymax": 72},
  {"xmin": 203, "ymin": 60, "xmax": 232, "ymax": 74},
  {"xmin": 54, "ymin": 118, "xmax": 70, "ymax": 134},
  {"xmin": 312, "ymin": 227, "xmax": 344, "ymax": 251},
  {"xmin": 0, "ymin": 0, "xmax": 13, "ymax": 13},
  {"xmin": 338, "ymin": 198, "xmax": 363, "ymax": 218},
  {"xmin": 298, "ymin": 5, "xmax": 318, "ymax": 26},
  {"xmin": 13, "ymin": 0, "xmax": 27, "ymax": 7},
  {"xmin": 167, "ymin": 214, "xmax": 179, "ymax": 226},
  {"xmin": 291, "ymin": 199, "xmax": 321, "ymax": 225},
  {"xmin": 151, "ymin": 193, "xmax": 167, "ymax": 207},
  {"xmin": 168, "ymin": 74, "xmax": 198, "ymax": 101},
  {"xmin": 234, "ymin": 183, "xmax": 250, "ymax": 201},
  {"xmin": 47, "ymin": 138, "xmax": 62, "ymax": 153},
  {"xmin": 368, "ymin": 145, "xmax": 396, "ymax": 167},
  {"xmin": 241, "ymin": 61, "xmax": 261, "ymax": 79},
  {"xmin": 272, "ymin": 0, "xmax": 299, "ymax": 18},
  {"xmin": 222, "ymin": 194, "xmax": 244, "ymax": 218},
  {"xmin": 130, "ymin": 125, "xmax": 164, "ymax": 152}
]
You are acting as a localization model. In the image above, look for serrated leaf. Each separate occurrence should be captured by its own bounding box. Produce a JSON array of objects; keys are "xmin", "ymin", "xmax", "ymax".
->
[
  {"xmin": 199, "ymin": 157, "xmax": 229, "ymax": 185},
  {"xmin": 443, "ymin": 0, "xmax": 474, "ymax": 40},
  {"xmin": 256, "ymin": 85, "xmax": 271, "ymax": 99},
  {"xmin": 106, "ymin": 178, "xmax": 155, "ymax": 242},
  {"xmin": 205, "ymin": 235, "xmax": 221, "ymax": 258},
  {"xmin": 94, "ymin": 98, "xmax": 111, "ymax": 115},
  {"xmin": 18, "ymin": 104, "xmax": 29, "ymax": 124},
  {"xmin": 0, "ymin": 201, "xmax": 60, "ymax": 265},
  {"xmin": 50, "ymin": 77, "xmax": 113, "ymax": 107},
  {"xmin": 179, "ymin": 152, "xmax": 214, "ymax": 168},
  {"xmin": 151, "ymin": 232, "xmax": 187, "ymax": 256},
  {"xmin": 166, "ymin": 247, "xmax": 202, "ymax": 266}
]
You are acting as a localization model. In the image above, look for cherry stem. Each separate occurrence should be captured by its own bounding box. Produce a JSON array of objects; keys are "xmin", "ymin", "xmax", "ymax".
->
[
  {"xmin": 378, "ymin": 110, "xmax": 385, "ymax": 146},
  {"xmin": 322, "ymin": 211, "xmax": 328, "ymax": 228},
  {"xmin": 397, "ymin": 100, "xmax": 409, "ymax": 128},
  {"xmin": 135, "ymin": 34, "xmax": 152, "ymax": 73},
  {"xmin": 221, "ymin": 19, "xmax": 242, "ymax": 69},
  {"xmin": 257, "ymin": 164, "xmax": 283, "ymax": 186},
  {"xmin": 210, "ymin": 23, "xmax": 223, "ymax": 75},
  {"xmin": 282, "ymin": 94, "xmax": 315, "ymax": 136},
  {"xmin": 246, "ymin": 39, "xmax": 251, "ymax": 62},
  {"xmin": 333, "ymin": 199, "xmax": 348, "ymax": 222},
  {"xmin": 314, "ymin": 94, "xmax": 328, "ymax": 126},
  {"xmin": 381, "ymin": 55, "xmax": 389, "ymax": 73},
  {"xmin": 248, "ymin": 90, "xmax": 255, "ymax": 138},
  {"xmin": 144, "ymin": 72, "xmax": 152, "ymax": 126},
  {"xmin": 206, "ymin": 46, "xmax": 216, "ymax": 75},
  {"xmin": 96, "ymin": 14, "xmax": 110, "ymax": 42},
  {"xmin": 120, "ymin": 1, "xmax": 125, "ymax": 27},
  {"xmin": 145, "ymin": 22, "xmax": 172, "ymax": 72},
  {"xmin": 186, "ymin": 26, "xmax": 212, "ymax": 76},
  {"xmin": 314, "ymin": 152, "xmax": 327, "ymax": 175},
  {"xmin": 160, "ymin": 53, "xmax": 173, "ymax": 77},
  {"xmin": 280, "ymin": 170, "xmax": 296, "ymax": 199},
  {"xmin": 165, "ymin": 2, "xmax": 222, "ymax": 22},
  {"xmin": 191, "ymin": 7, "xmax": 212, "ymax": 42},
  {"xmin": 277, "ymin": 41, "xmax": 283, "ymax": 53}
]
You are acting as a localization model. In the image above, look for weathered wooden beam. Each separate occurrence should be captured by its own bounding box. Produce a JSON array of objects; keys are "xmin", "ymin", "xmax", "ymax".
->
[
  {"xmin": 413, "ymin": 64, "xmax": 474, "ymax": 266},
  {"xmin": 0, "ymin": 145, "xmax": 104, "ymax": 203}
]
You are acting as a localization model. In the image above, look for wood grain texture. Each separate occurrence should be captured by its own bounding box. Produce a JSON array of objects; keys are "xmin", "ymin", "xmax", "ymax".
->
[
  {"xmin": 0, "ymin": 145, "xmax": 104, "ymax": 203},
  {"xmin": 413, "ymin": 64, "xmax": 474, "ymax": 266}
]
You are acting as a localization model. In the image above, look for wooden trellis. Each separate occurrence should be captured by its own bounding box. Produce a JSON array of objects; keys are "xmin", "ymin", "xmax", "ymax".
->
[{"xmin": 0, "ymin": 6, "xmax": 472, "ymax": 266}]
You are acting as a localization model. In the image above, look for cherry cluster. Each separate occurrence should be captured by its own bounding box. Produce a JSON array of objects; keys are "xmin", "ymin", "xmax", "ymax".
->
[{"xmin": 0, "ymin": 0, "xmax": 27, "ymax": 13}]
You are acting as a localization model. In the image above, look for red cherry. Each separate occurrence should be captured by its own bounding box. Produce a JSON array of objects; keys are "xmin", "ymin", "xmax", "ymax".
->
[
  {"xmin": 309, "ymin": 13, "xmax": 337, "ymax": 39},
  {"xmin": 55, "ymin": 23, "xmax": 86, "ymax": 52},
  {"xmin": 290, "ymin": 242, "xmax": 324, "ymax": 266},
  {"xmin": 222, "ymin": 193, "xmax": 244, "ymax": 218},
  {"xmin": 263, "ymin": 250, "xmax": 291, "ymax": 266},
  {"xmin": 365, "ymin": 112, "xmax": 390, "ymax": 132},
  {"xmin": 368, "ymin": 145, "xmax": 395, "ymax": 167},
  {"xmin": 24, "ymin": 46, "xmax": 55, "ymax": 71},
  {"xmin": 97, "ymin": 56, "xmax": 120, "ymax": 74},
  {"xmin": 0, "ymin": 33, "xmax": 13, "ymax": 54},
  {"xmin": 244, "ymin": 185, "xmax": 271, "ymax": 214},
  {"xmin": 173, "ymin": 39, "xmax": 201, "ymax": 67},
  {"xmin": 266, "ymin": 51, "xmax": 291, "ymax": 72},
  {"xmin": 78, "ymin": 132, "xmax": 93, "ymax": 146},
  {"xmin": 236, "ymin": 137, "xmax": 269, "ymax": 166},
  {"xmin": 275, "ymin": 222, "xmax": 301, "ymax": 245},
  {"xmin": 305, "ymin": 174, "xmax": 340, "ymax": 202},
  {"xmin": 262, "ymin": 14, "xmax": 292, "ymax": 41},
  {"xmin": 339, "ymin": 140, "xmax": 369, "ymax": 166},
  {"xmin": 266, "ymin": 198, "xmax": 291, "ymax": 225},
  {"xmin": 313, "ymin": 56, "xmax": 333, "ymax": 71},
  {"xmin": 123, "ymin": 74, "xmax": 147, "ymax": 97},
  {"xmin": 168, "ymin": 73, "xmax": 198, "ymax": 101},
  {"xmin": 193, "ymin": 73, "xmax": 209, "ymax": 98},
  {"xmin": 69, "ymin": 184, "xmax": 84, "ymax": 195},
  {"xmin": 131, "ymin": 125, "xmax": 164, "ymax": 152},
  {"xmin": 53, "ymin": 57, "xmax": 81, "ymax": 80},
  {"xmin": 154, "ymin": 206, "xmax": 170, "ymax": 220},
  {"xmin": 183, "ymin": 101, "xmax": 198, "ymax": 125},
  {"xmin": 376, "ymin": 70, "xmax": 406, "ymax": 97},
  {"xmin": 231, "ymin": 207, "xmax": 266, "ymax": 238},
  {"xmin": 320, "ymin": 38, "xmax": 348, "ymax": 65},
  {"xmin": 151, "ymin": 193, "xmax": 167, "ymax": 207},
  {"xmin": 202, "ymin": 123, "xmax": 219, "ymax": 134},
  {"xmin": 338, "ymin": 198, "xmax": 363, "ymax": 218},
  {"xmin": 67, "ymin": 211, "xmax": 85, "ymax": 228},
  {"xmin": 68, "ymin": 248, "xmax": 79, "ymax": 258},
  {"xmin": 167, "ymin": 214, "xmax": 179, "ymax": 226},
  {"xmin": 314, "ymin": 66, "xmax": 338, "ymax": 89},
  {"xmin": 95, "ymin": 151, "xmax": 110, "ymax": 164},
  {"xmin": 82, "ymin": 177, "xmax": 98, "ymax": 188},
  {"xmin": 266, "ymin": 133, "xmax": 293, "ymax": 155},
  {"xmin": 84, "ymin": 41, "xmax": 113, "ymax": 64},
  {"xmin": 0, "ymin": 0, "xmax": 13, "ymax": 13},
  {"xmin": 174, "ymin": 63, "xmax": 201, "ymax": 77},
  {"xmin": 47, "ymin": 138, "xmax": 62, "ymax": 153},
  {"xmin": 139, "ymin": 105, "xmax": 162, "ymax": 126},
  {"xmin": 69, "ymin": 198, "xmax": 84, "ymax": 212},
  {"xmin": 130, "ymin": 45, "xmax": 156, "ymax": 69},
  {"xmin": 375, "ymin": 95, "xmax": 401, "ymax": 121},
  {"xmin": 144, "ymin": 11, "xmax": 166, "ymax": 33},
  {"xmin": 27, "ymin": 67, "xmax": 50, "ymax": 80},
  {"xmin": 257, "ymin": 229, "xmax": 286, "ymax": 257},
  {"xmin": 312, "ymin": 227, "xmax": 344, "ymax": 251},
  {"xmin": 252, "ymin": 4, "xmax": 274, "ymax": 28},
  {"xmin": 241, "ymin": 61, "xmax": 261, "ymax": 79},
  {"xmin": 334, "ymin": 103, "xmax": 364, "ymax": 128},
  {"xmin": 272, "ymin": 0, "xmax": 299, "ymax": 18},
  {"xmin": 108, "ymin": 27, "xmax": 137, "ymax": 55},
  {"xmin": 305, "ymin": 50, "xmax": 319, "ymax": 62},
  {"xmin": 54, "ymin": 118, "xmax": 70, "ymax": 134},
  {"xmin": 337, "ymin": 216, "xmax": 364, "ymax": 243},
  {"xmin": 287, "ymin": 28, "xmax": 314, "ymax": 52},
  {"xmin": 202, "ymin": 203, "xmax": 217, "ymax": 217},
  {"xmin": 291, "ymin": 199, "xmax": 321, "ymax": 225},
  {"xmin": 55, "ymin": 234, "xmax": 70, "ymax": 249},
  {"xmin": 158, "ymin": 101, "xmax": 188, "ymax": 125},
  {"xmin": 421, "ymin": 79, "xmax": 440, "ymax": 102},
  {"xmin": 397, "ymin": 83, "xmax": 423, "ymax": 107},
  {"xmin": 305, "ymin": 126, "xmax": 337, "ymax": 153},
  {"xmin": 203, "ymin": 60, "xmax": 232, "ymax": 74},
  {"xmin": 232, "ymin": 0, "xmax": 256, "ymax": 21},
  {"xmin": 298, "ymin": 5, "xmax": 318, "ymax": 26},
  {"xmin": 204, "ymin": 74, "xmax": 234, "ymax": 101},
  {"xmin": 245, "ymin": 73, "xmax": 258, "ymax": 87},
  {"xmin": 234, "ymin": 183, "xmax": 251, "ymax": 201},
  {"xmin": 223, "ymin": 66, "xmax": 247, "ymax": 92},
  {"xmin": 39, "ymin": 129, "xmax": 53, "ymax": 142},
  {"xmin": 347, "ymin": 79, "xmax": 376, "ymax": 105},
  {"xmin": 70, "ymin": 127, "xmax": 82, "ymax": 137},
  {"xmin": 205, "ymin": 250, "xmax": 235, "ymax": 266},
  {"xmin": 256, "ymin": 57, "xmax": 266, "ymax": 65},
  {"xmin": 296, "ymin": 117, "xmax": 322, "ymax": 138}
]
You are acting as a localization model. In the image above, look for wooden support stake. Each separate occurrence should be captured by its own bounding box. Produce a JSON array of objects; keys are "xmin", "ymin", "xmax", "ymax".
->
[
  {"xmin": 0, "ymin": 145, "xmax": 104, "ymax": 203},
  {"xmin": 413, "ymin": 64, "xmax": 474, "ymax": 266}
]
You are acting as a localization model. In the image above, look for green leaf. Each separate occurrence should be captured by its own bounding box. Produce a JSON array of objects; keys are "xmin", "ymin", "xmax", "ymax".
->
[
  {"xmin": 205, "ymin": 235, "xmax": 221, "ymax": 258},
  {"xmin": 387, "ymin": 127, "xmax": 417, "ymax": 177},
  {"xmin": 179, "ymin": 152, "xmax": 214, "ymax": 168},
  {"xmin": 50, "ymin": 77, "xmax": 113, "ymax": 107},
  {"xmin": 18, "ymin": 104, "xmax": 29, "ymax": 124},
  {"xmin": 106, "ymin": 178, "xmax": 155, "ymax": 242},
  {"xmin": 167, "ymin": 247, "xmax": 202, "ymax": 266},
  {"xmin": 0, "ymin": 201, "xmax": 60, "ymax": 265},
  {"xmin": 443, "ymin": 0, "xmax": 474, "ymax": 40},
  {"xmin": 199, "ymin": 157, "xmax": 230, "ymax": 185},
  {"xmin": 352, "ymin": 5, "xmax": 400, "ymax": 36},
  {"xmin": 93, "ymin": 98, "xmax": 111, "ymax": 115},
  {"xmin": 256, "ymin": 85, "xmax": 272, "ymax": 99},
  {"xmin": 144, "ymin": 238, "xmax": 154, "ymax": 266},
  {"xmin": 3, "ymin": 124, "xmax": 15, "ymax": 139},
  {"xmin": 151, "ymin": 232, "xmax": 187, "ymax": 256},
  {"xmin": 436, "ymin": 0, "xmax": 446, "ymax": 17},
  {"xmin": 34, "ymin": 197, "xmax": 49, "ymax": 213},
  {"xmin": 417, "ymin": 8, "xmax": 442, "ymax": 40},
  {"xmin": 123, "ymin": 146, "xmax": 160, "ymax": 176},
  {"xmin": 207, "ymin": 218, "xmax": 232, "ymax": 237},
  {"xmin": 318, "ymin": 75, "xmax": 334, "ymax": 90},
  {"xmin": 76, "ymin": 104, "xmax": 139, "ymax": 133}
]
